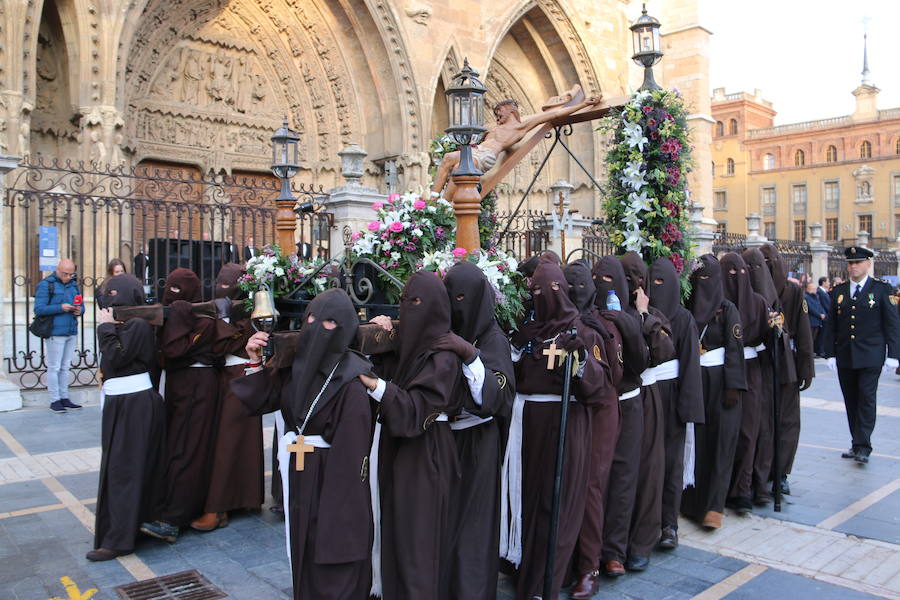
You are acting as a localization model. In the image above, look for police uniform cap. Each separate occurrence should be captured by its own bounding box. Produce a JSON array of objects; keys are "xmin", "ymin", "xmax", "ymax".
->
[{"xmin": 844, "ymin": 246, "xmax": 874, "ymax": 262}]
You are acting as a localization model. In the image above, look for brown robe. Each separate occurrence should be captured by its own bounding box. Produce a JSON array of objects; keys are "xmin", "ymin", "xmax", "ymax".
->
[
  {"xmin": 514, "ymin": 318, "xmax": 613, "ymax": 600},
  {"xmin": 233, "ymin": 370, "xmax": 374, "ymax": 599},
  {"xmin": 156, "ymin": 299, "xmax": 220, "ymax": 527},
  {"xmin": 203, "ymin": 315, "xmax": 264, "ymax": 514},
  {"xmin": 94, "ymin": 316, "xmax": 166, "ymax": 551}
]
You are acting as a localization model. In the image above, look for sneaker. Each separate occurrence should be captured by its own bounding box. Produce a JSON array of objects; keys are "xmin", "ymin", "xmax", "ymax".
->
[
  {"xmin": 140, "ymin": 520, "xmax": 179, "ymax": 543},
  {"xmin": 60, "ymin": 398, "xmax": 82, "ymax": 410},
  {"xmin": 49, "ymin": 401, "xmax": 67, "ymax": 413}
]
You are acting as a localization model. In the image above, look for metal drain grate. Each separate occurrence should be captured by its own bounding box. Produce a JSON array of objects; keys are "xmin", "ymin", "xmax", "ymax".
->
[{"xmin": 115, "ymin": 570, "xmax": 228, "ymax": 600}]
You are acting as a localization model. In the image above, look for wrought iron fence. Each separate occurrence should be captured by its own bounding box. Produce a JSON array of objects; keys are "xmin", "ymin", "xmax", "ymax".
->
[
  {"xmin": 769, "ymin": 239, "xmax": 812, "ymax": 276},
  {"xmin": 2, "ymin": 158, "xmax": 330, "ymax": 389},
  {"xmin": 712, "ymin": 232, "xmax": 747, "ymax": 256},
  {"xmin": 875, "ymin": 250, "xmax": 898, "ymax": 280},
  {"xmin": 493, "ymin": 210, "xmax": 549, "ymax": 260},
  {"xmin": 577, "ymin": 223, "xmax": 616, "ymax": 266}
]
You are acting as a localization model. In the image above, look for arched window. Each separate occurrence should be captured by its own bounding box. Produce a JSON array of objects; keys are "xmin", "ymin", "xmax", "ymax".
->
[
  {"xmin": 711, "ymin": 161, "xmax": 716, "ymax": 177},
  {"xmin": 826, "ymin": 145, "xmax": 837, "ymax": 163},
  {"xmin": 860, "ymin": 140, "xmax": 872, "ymax": 159},
  {"xmin": 729, "ymin": 119, "xmax": 738, "ymax": 135},
  {"xmin": 763, "ymin": 153, "xmax": 775, "ymax": 170},
  {"xmin": 715, "ymin": 121, "xmax": 724, "ymax": 137},
  {"xmin": 794, "ymin": 149, "xmax": 805, "ymax": 166},
  {"xmin": 726, "ymin": 158, "xmax": 735, "ymax": 175}
]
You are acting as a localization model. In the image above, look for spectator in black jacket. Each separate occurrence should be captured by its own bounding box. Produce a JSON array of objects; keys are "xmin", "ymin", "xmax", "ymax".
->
[{"xmin": 805, "ymin": 280, "xmax": 827, "ymax": 358}]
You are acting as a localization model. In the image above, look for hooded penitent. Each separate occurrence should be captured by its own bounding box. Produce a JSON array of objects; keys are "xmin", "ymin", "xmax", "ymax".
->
[
  {"xmin": 759, "ymin": 244, "xmax": 789, "ymax": 297},
  {"xmin": 563, "ymin": 262, "xmax": 597, "ymax": 314},
  {"xmin": 647, "ymin": 257, "xmax": 681, "ymax": 320},
  {"xmin": 687, "ymin": 254, "xmax": 724, "ymax": 328},
  {"xmin": 99, "ymin": 274, "xmax": 146, "ymax": 308},
  {"xmin": 443, "ymin": 261, "xmax": 496, "ymax": 343},
  {"xmin": 214, "ymin": 263, "xmax": 245, "ymax": 300},
  {"xmin": 288, "ymin": 288, "xmax": 372, "ymax": 424},
  {"xmin": 720, "ymin": 252, "xmax": 767, "ymax": 344},
  {"xmin": 742, "ymin": 248, "xmax": 780, "ymax": 309},
  {"xmin": 394, "ymin": 270, "xmax": 452, "ymax": 387},
  {"xmin": 619, "ymin": 252, "xmax": 649, "ymax": 304},
  {"xmin": 162, "ymin": 268, "xmax": 201, "ymax": 305},
  {"xmin": 529, "ymin": 259, "xmax": 580, "ymax": 340},
  {"xmin": 591, "ymin": 256, "xmax": 631, "ymax": 312}
]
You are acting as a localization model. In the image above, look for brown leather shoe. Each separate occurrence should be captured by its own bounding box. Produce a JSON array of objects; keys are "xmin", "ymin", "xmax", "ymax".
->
[
  {"xmin": 570, "ymin": 571, "xmax": 600, "ymax": 599},
  {"xmin": 603, "ymin": 560, "xmax": 626, "ymax": 577},
  {"xmin": 86, "ymin": 547, "xmax": 131, "ymax": 561},
  {"xmin": 702, "ymin": 510, "xmax": 723, "ymax": 529},
  {"xmin": 190, "ymin": 512, "xmax": 228, "ymax": 531}
]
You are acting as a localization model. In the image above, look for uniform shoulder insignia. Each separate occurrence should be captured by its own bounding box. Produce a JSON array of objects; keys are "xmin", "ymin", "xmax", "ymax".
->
[
  {"xmin": 733, "ymin": 324, "xmax": 743, "ymax": 339},
  {"xmin": 890, "ymin": 295, "xmax": 899, "ymax": 306},
  {"xmin": 592, "ymin": 344, "xmax": 603, "ymax": 361},
  {"xmin": 802, "ymin": 299, "xmax": 808, "ymax": 313}
]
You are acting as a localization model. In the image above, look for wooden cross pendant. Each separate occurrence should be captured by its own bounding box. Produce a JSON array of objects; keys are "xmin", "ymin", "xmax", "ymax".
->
[
  {"xmin": 543, "ymin": 342, "xmax": 565, "ymax": 370},
  {"xmin": 287, "ymin": 436, "xmax": 316, "ymax": 471}
]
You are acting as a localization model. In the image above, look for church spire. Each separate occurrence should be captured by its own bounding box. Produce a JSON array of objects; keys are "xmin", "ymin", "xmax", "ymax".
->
[{"xmin": 861, "ymin": 32, "xmax": 871, "ymax": 86}]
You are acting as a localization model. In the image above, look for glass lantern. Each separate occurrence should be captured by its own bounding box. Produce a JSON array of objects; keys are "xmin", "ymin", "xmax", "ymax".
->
[
  {"xmin": 630, "ymin": 4, "xmax": 663, "ymax": 91},
  {"xmin": 445, "ymin": 59, "xmax": 487, "ymax": 147},
  {"xmin": 271, "ymin": 117, "xmax": 300, "ymax": 201}
]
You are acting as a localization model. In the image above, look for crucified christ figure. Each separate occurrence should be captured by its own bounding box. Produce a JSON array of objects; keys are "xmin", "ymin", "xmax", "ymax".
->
[{"xmin": 432, "ymin": 83, "xmax": 601, "ymax": 200}]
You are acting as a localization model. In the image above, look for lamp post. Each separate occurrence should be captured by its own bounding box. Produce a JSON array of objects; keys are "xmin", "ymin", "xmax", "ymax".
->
[
  {"xmin": 445, "ymin": 58, "xmax": 487, "ymax": 254},
  {"xmin": 630, "ymin": 3, "xmax": 663, "ymax": 91},
  {"xmin": 271, "ymin": 117, "xmax": 301, "ymax": 254}
]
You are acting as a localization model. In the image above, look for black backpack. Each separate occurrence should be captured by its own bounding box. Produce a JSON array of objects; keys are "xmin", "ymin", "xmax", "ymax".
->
[{"xmin": 29, "ymin": 281, "xmax": 56, "ymax": 339}]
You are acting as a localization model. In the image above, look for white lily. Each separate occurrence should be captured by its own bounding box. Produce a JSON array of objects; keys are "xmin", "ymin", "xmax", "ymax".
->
[
  {"xmin": 628, "ymin": 190, "xmax": 653, "ymax": 213},
  {"xmin": 623, "ymin": 121, "xmax": 648, "ymax": 152}
]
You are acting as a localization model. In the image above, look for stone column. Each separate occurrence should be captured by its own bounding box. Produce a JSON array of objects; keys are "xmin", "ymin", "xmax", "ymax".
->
[
  {"xmin": 744, "ymin": 212, "xmax": 768, "ymax": 248},
  {"xmin": 690, "ymin": 200, "xmax": 716, "ymax": 255},
  {"xmin": 809, "ymin": 222, "xmax": 831, "ymax": 280},
  {"xmin": 328, "ymin": 144, "xmax": 386, "ymax": 254},
  {"xmin": 0, "ymin": 154, "xmax": 24, "ymax": 411}
]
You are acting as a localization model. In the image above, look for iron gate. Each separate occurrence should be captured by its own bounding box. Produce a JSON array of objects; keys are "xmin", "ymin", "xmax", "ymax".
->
[{"xmin": 2, "ymin": 158, "xmax": 329, "ymax": 389}]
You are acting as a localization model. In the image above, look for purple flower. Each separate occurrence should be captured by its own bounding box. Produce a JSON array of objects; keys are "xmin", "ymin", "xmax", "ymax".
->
[
  {"xmin": 436, "ymin": 226, "xmax": 445, "ymax": 240},
  {"xmin": 642, "ymin": 105, "xmax": 653, "ymax": 114}
]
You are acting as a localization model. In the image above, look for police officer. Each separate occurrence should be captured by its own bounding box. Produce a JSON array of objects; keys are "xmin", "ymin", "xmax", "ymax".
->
[{"xmin": 824, "ymin": 246, "xmax": 900, "ymax": 463}]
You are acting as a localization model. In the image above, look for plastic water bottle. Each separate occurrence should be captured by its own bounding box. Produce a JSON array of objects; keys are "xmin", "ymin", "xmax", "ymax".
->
[{"xmin": 606, "ymin": 289, "xmax": 622, "ymax": 311}]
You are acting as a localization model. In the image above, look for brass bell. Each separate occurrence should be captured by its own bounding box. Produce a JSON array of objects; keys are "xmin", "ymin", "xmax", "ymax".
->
[{"xmin": 251, "ymin": 287, "xmax": 280, "ymax": 358}]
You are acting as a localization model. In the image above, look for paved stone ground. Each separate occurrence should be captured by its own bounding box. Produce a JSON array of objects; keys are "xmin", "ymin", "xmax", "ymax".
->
[{"xmin": 1, "ymin": 360, "xmax": 898, "ymax": 599}]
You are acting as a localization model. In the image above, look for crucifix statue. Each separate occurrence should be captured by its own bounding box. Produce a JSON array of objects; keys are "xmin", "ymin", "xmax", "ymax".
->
[
  {"xmin": 432, "ymin": 84, "xmax": 601, "ymax": 203},
  {"xmin": 287, "ymin": 436, "xmax": 316, "ymax": 471}
]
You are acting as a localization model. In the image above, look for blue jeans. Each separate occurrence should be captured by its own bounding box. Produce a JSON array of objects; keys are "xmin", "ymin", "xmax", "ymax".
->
[{"xmin": 46, "ymin": 335, "xmax": 76, "ymax": 402}]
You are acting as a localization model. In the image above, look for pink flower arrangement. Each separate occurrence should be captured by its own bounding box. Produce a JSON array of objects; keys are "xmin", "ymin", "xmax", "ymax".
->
[
  {"xmin": 372, "ymin": 201, "xmax": 384, "ymax": 210},
  {"xmin": 413, "ymin": 200, "xmax": 426, "ymax": 210},
  {"xmin": 452, "ymin": 247, "xmax": 468, "ymax": 258},
  {"xmin": 368, "ymin": 221, "xmax": 380, "ymax": 232},
  {"xmin": 389, "ymin": 221, "xmax": 404, "ymax": 233},
  {"xmin": 351, "ymin": 232, "xmax": 361, "ymax": 241},
  {"xmin": 387, "ymin": 193, "xmax": 400, "ymax": 204}
]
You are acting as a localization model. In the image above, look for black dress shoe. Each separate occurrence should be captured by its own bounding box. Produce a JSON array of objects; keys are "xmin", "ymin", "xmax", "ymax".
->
[
  {"xmin": 625, "ymin": 556, "xmax": 650, "ymax": 572},
  {"xmin": 854, "ymin": 453, "xmax": 869, "ymax": 464},
  {"xmin": 780, "ymin": 477, "xmax": 791, "ymax": 496},
  {"xmin": 86, "ymin": 548, "xmax": 131, "ymax": 561},
  {"xmin": 753, "ymin": 492, "xmax": 772, "ymax": 507},
  {"xmin": 658, "ymin": 526, "xmax": 678, "ymax": 549},
  {"xmin": 730, "ymin": 496, "xmax": 753, "ymax": 515},
  {"xmin": 841, "ymin": 448, "xmax": 858, "ymax": 459}
]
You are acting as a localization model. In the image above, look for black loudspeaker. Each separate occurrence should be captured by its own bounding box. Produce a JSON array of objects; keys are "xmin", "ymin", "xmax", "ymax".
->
[
  {"xmin": 148, "ymin": 238, "xmax": 236, "ymax": 301},
  {"xmin": 148, "ymin": 238, "xmax": 194, "ymax": 301}
]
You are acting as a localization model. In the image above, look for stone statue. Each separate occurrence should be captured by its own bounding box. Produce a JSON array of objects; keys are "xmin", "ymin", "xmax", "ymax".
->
[
  {"xmin": 432, "ymin": 84, "xmax": 600, "ymax": 199},
  {"xmin": 182, "ymin": 51, "xmax": 205, "ymax": 105},
  {"xmin": 89, "ymin": 129, "xmax": 107, "ymax": 166}
]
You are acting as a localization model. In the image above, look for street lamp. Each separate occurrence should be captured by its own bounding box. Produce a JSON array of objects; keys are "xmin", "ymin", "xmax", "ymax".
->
[
  {"xmin": 445, "ymin": 58, "xmax": 487, "ymax": 253},
  {"xmin": 271, "ymin": 117, "xmax": 300, "ymax": 202},
  {"xmin": 271, "ymin": 117, "xmax": 301, "ymax": 253},
  {"xmin": 630, "ymin": 3, "xmax": 663, "ymax": 91}
]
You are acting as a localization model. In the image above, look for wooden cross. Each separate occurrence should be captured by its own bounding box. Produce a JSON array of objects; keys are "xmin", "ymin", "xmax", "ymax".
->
[
  {"xmin": 543, "ymin": 342, "xmax": 565, "ymax": 370},
  {"xmin": 287, "ymin": 436, "xmax": 316, "ymax": 471}
]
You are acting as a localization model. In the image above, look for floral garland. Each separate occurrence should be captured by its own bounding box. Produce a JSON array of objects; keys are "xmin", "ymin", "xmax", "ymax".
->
[
  {"xmin": 238, "ymin": 244, "xmax": 328, "ymax": 309},
  {"xmin": 603, "ymin": 89, "xmax": 694, "ymax": 290},
  {"xmin": 349, "ymin": 191, "xmax": 526, "ymax": 330}
]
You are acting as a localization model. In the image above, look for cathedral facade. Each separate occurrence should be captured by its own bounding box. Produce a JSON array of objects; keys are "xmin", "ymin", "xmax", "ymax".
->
[{"xmin": 0, "ymin": 0, "xmax": 710, "ymax": 218}]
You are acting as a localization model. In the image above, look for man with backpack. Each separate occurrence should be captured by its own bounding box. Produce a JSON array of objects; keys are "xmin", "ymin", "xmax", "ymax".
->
[{"xmin": 33, "ymin": 259, "xmax": 83, "ymax": 413}]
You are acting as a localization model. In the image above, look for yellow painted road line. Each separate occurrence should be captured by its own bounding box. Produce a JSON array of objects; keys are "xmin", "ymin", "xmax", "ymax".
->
[
  {"xmin": 817, "ymin": 477, "xmax": 900, "ymax": 530},
  {"xmin": 691, "ymin": 564, "xmax": 768, "ymax": 600}
]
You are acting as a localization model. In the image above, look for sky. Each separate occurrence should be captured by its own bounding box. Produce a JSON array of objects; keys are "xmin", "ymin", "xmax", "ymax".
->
[{"xmin": 703, "ymin": 0, "xmax": 900, "ymax": 125}]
